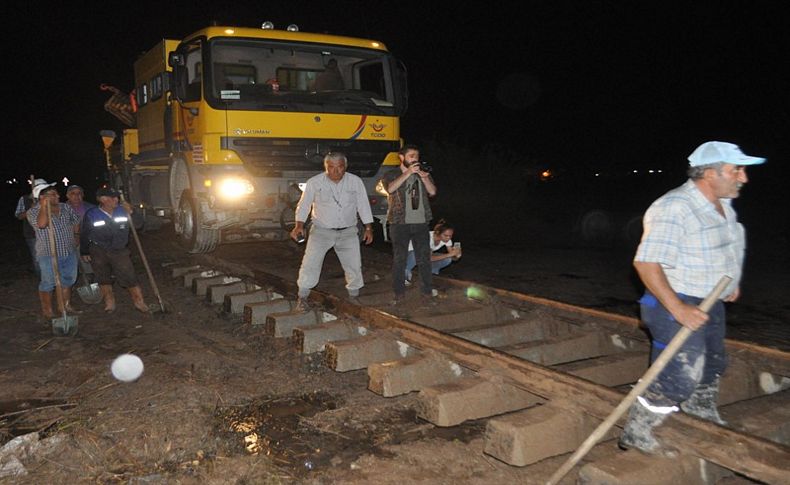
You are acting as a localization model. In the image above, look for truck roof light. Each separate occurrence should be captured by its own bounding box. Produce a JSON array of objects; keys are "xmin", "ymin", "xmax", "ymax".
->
[
  {"xmin": 261, "ymin": 21, "xmax": 274, "ymax": 30},
  {"xmin": 286, "ymin": 24, "xmax": 299, "ymax": 32},
  {"xmin": 224, "ymin": 29, "xmax": 235, "ymax": 35}
]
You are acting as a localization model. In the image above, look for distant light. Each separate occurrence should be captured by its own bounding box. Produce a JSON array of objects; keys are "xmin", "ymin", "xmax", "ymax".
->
[
  {"xmin": 224, "ymin": 28, "xmax": 235, "ymax": 34},
  {"xmin": 657, "ymin": 169, "xmax": 663, "ymax": 173},
  {"xmin": 633, "ymin": 170, "xmax": 638, "ymax": 173},
  {"xmin": 286, "ymin": 24, "xmax": 299, "ymax": 32},
  {"xmin": 594, "ymin": 173, "xmax": 600, "ymax": 177},
  {"xmin": 540, "ymin": 169, "xmax": 552, "ymax": 181},
  {"xmin": 648, "ymin": 169, "xmax": 654, "ymax": 173},
  {"xmin": 261, "ymin": 21, "xmax": 274, "ymax": 30}
]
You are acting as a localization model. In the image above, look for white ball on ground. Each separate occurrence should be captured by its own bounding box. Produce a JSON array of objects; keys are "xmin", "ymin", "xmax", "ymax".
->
[{"xmin": 111, "ymin": 354, "xmax": 144, "ymax": 382}]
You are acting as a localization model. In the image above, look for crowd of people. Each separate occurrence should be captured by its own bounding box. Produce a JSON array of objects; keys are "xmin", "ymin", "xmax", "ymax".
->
[
  {"xmin": 288, "ymin": 140, "xmax": 767, "ymax": 458},
  {"xmin": 290, "ymin": 144, "xmax": 461, "ymax": 310},
  {"xmin": 17, "ymin": 139, "xmax": 765, "ymax": 458},
  {"xmin": 15, "ymin": 181, "xmax": 149, "ymax": 321}
]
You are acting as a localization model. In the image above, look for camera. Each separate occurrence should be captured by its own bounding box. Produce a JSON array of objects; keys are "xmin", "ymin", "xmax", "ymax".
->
[{"xmin": 418, "ymin": 160, "xmax": 433, "ymax": 173}]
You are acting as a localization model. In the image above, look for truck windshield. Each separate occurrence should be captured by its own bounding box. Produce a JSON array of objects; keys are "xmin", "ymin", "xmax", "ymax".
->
[{"xmin": 205, "ymin": 38, "xmax": 398, "ymax": 115}]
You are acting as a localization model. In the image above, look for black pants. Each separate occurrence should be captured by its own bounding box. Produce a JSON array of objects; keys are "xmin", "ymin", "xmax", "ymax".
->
[
  {"xmin": 390, "ymin": 223, "xmax": 431, "ymax": 296},
  {"xmin": 89, "ymin": 245, "xmax": 139, "ymax": 288}
]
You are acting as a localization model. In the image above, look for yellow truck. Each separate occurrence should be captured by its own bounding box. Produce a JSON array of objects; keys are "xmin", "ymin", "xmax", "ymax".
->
[{"xmin": 102, "ymin": 23, "xmax": 407, "ymax": 252}]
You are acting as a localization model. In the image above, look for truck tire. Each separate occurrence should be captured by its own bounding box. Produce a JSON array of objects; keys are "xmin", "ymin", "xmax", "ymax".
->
[{"xmin": 176, "ymin": 189, "xmax": 219, "ymax": 253}]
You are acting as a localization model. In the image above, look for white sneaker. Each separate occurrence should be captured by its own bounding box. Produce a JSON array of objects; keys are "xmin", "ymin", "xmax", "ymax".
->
[{"xmin": 404, "ymin": 279, "xmax": 412, "ymax": 287}]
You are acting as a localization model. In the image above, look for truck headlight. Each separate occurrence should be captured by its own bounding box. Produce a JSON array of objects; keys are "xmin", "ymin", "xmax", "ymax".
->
[{"xmin": 217, "ymin": 178, "xmax": 255, "ymax": 199}]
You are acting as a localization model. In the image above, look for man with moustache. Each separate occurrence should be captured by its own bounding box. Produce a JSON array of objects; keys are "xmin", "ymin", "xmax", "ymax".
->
[{"xmin": 620, "ymin": 141, "xmax": 765, "ymax": 453}]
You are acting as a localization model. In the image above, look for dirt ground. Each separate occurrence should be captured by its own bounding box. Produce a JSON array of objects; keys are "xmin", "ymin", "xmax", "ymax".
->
[{"xmin": 1, "ymin": 217, "xmax": 787, "ymax": 484}]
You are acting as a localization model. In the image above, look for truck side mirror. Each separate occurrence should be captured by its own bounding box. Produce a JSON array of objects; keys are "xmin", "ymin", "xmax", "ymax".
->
[{"xmin": 168, "ymin": 52, "xmax": 185, "ymax": 68}]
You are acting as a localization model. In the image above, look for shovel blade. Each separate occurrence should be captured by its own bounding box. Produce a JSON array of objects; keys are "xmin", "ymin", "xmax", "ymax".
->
[
  {"xmin": 77, "ymin": 283, "xmax": 103, "ymax": 304},
  {"xmin": 52, "ymin": 315, "xmax": 79, "ymax": 337}
]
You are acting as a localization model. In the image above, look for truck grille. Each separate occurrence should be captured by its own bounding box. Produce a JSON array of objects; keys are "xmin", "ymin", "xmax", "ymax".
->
[{"xmin": 221, "ymin": 138, "xmax": 399, "ymax": 177}]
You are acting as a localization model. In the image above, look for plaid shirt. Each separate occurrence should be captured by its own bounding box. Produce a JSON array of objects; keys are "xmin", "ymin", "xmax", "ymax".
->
[
  {"xmin": 635, "ymin": 179, "xmax": 744, "ymax": 299},
  {"xmin": 381, "ymin": 169, "xmax": 434, "ymax": 224},
  {"xmin": 27, "ymin": 203, "xmax": 79, "ymax": 258}
]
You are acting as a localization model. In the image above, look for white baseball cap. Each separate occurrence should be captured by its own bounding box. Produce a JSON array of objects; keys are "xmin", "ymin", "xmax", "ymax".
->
[
  {"xmin": 688, "ymin": 141, "xmax": 766, "ymax": 167},
  {"xmin": 32, "ymin": 180, "xmax": 57, "ymax": 199}
]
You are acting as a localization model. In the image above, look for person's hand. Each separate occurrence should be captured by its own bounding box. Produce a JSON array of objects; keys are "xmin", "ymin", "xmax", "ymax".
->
[
  {"xmin": 81, "ymin": 255, "xmax": 91, "ymax": 263},
  {"xmin": 290, "ymin": 225, "xmax": 305, "ymax": 242},
  {"xmin": 671, "ymin": 302, "xmax": 709, "ymax": 331},
  {"xmin": 723, "ymin": 286, "xmax": 740, "ymax": 302},
  {"xmin": 406, "ymin": 163, "xmax": 422, "ymax": 176},
  {"xmin": 362, "ymin": 227, "xmax": 374, "ymax": 245},
  {"xmin": 449, "ymin": 247, "xmax": 462, "ymax": 259},
  {"xmin": 121, "ymin": 201, "xmax": 133, "ymax": 214}
]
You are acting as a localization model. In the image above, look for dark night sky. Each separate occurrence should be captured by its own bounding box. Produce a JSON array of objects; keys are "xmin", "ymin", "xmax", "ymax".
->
[{"xmin": 4, "ymin": 1, "xmax": 788, "ymax": 200}]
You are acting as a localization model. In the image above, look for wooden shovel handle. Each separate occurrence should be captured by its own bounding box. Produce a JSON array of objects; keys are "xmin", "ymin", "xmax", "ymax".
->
[
  {"xmin": 45, "ymin": 202, "xmax": 67, "ymax": 314},
  {"xmin": 546, "ymin": 275, "xmax": 733, "ymax": 485}
]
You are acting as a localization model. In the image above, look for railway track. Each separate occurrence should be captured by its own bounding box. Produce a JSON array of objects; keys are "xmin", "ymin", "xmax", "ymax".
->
[{"xmin": 165, "ymin": 239, "xmax": 789, "ymax": 484}]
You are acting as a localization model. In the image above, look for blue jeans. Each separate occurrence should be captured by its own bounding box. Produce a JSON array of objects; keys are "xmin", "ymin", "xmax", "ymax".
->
[
  {"xmin": 639, "ymin": 291, "xmax": 727, "ymax": 405},
  {"xmin": 390, "ymin": 223, "xmax": 431, "ymax": 296},
  {"xmin": 37, "ymin": 251, "xmax": 78, "ymax": 292},
  {"xmin": 405, "ymin": 251, "xmax": 452, "ymax": 281}
]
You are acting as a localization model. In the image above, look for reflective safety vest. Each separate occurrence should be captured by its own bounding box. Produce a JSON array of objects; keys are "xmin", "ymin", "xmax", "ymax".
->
[{"xmin": 80, "ymin": 206, "xmax": 130, "ymax": 254}]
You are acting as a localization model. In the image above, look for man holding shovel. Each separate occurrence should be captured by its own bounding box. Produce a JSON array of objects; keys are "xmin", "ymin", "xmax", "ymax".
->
[
  {"xmin": 80, "ymin": 187, "xmax": 149, "ymax": 313},
  {"xmin": 27, "ymin": 181, "xmax": 81, "ymax": 320},
  {"xmin": 621, "ymin": 141, "xmax": 765, "ymax": 453}
]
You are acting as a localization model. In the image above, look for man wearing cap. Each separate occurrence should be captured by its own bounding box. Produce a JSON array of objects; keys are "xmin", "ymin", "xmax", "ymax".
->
[
  {"xmin": 66, "ymin": 185, "xmax": 96, "ymax": 220},
  {"xmin": 26, "ymin": 182, "xmax": 81, "ymax": 319},
  {"xmin": 15, "ymin": 178, "xmax": 52, "ymax": 276},
  {"xmin": 620, "ymin": 141, "xmax": 765, "ymax": 453},
  {"xmin": 80, "ymin": 187, "xmax": 149, "ymax": 313}
]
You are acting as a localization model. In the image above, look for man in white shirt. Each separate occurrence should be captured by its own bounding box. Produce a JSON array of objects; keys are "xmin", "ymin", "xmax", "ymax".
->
[{"xmin": 290, "ymin": 152, "xmax": 374, "ymax": 309}]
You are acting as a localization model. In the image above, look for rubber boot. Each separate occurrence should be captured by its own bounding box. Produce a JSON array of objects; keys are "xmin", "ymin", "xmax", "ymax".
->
[
  {"xmin": 128, "ymin": 286, "xmax": 150, "ymax": 313},
  {"xmin": 100, "ymin": 285, "xmax": 116, "ymax": 313},
  {"xmin": 681, "ymin": 378, "xmax": 727, "ymax": 425},
  {"xmin": 618, "ymin": 397, "xmax": 671, "ymax": 453},
  {"xmin": 62, "ymin": 287, "xmax": 82, "ymax": 314},
  {"xmin": 38, "ymin": 291, "xmax": 54, "ymax": 320}
]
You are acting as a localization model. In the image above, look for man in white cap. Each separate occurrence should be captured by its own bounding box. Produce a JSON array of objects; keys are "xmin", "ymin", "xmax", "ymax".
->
[
  {"xmin": 15, "ymin": 178, "xmax": 55, "ymax": 276},
  {"xmin": 620, "ymin": 141, "xmax": 765, "ymax": 453},
  {"xmin": 26, "ymin": 182, "xmax": 81, "ymax": 319}
]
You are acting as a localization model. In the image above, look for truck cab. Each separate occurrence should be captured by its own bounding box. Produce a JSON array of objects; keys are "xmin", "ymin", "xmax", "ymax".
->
[{"xmin": 112, "ymin": 24, "xmax": 408, "ymax": 253}]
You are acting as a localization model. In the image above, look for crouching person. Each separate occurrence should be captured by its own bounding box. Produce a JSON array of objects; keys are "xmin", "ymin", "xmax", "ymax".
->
[{"xmin": 80, "ymin": 187, "xmax": 149, "ymax": 313}]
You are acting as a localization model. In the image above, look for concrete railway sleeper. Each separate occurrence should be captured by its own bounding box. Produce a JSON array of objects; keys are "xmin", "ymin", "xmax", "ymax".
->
[{"xmin": 169, "ymin": 260, "xmax": 790, "ymax": 484}]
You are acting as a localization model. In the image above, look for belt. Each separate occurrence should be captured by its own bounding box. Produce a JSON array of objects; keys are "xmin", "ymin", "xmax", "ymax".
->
[{"xmin": 329, "ymin": 226, "xmax": 352, "ymax": 231}]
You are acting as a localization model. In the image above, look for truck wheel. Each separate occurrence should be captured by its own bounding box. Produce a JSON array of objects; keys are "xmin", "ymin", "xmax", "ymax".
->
[{"xmin": 176, "ymin": 190, "xmax": 219, "ymax": 253}]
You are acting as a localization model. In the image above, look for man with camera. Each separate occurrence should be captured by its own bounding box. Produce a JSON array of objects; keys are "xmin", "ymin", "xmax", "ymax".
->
[{"xmin": 380, "ymin": 144, "xmax": 437, "ymax": 304}]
